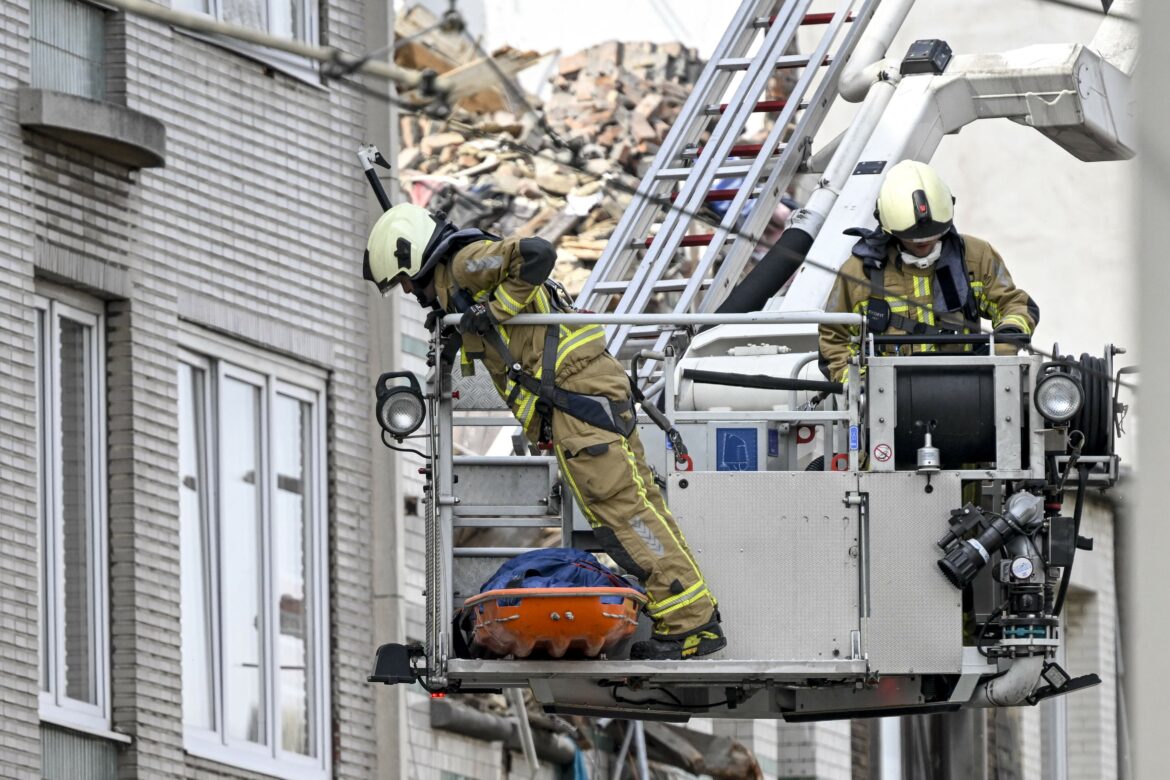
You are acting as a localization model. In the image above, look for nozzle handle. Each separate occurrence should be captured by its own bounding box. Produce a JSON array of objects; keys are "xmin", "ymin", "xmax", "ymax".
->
[{"xmin": 357, "ymin": 144, "xmax": 393, "ymax": 211}]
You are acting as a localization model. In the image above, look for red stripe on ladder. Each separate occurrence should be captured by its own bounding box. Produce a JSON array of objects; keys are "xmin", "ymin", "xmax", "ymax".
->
[{"xmin": 644, "ymin": 234, "xmax": 715, "ymax": 248}]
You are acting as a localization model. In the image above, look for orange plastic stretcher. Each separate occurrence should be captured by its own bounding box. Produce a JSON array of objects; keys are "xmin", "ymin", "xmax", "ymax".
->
[{"xmin": 464, "ymin": 587, "xmax": 647, "ymax": 658}]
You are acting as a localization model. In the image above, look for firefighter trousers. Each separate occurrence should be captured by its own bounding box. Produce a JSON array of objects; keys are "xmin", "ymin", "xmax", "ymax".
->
[{"xmin": 552, "ymin": 416, "xmax": 718, "ymax": 637}]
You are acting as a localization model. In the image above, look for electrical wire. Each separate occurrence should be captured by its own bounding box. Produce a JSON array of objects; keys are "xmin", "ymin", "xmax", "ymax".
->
[
  {"xmin": 381, "ymin": 430, "xmax": 430, "ymax": 457},
  {"xmin": 976, "ymin": 603, "xmax": 1006, "ymax": 658}
]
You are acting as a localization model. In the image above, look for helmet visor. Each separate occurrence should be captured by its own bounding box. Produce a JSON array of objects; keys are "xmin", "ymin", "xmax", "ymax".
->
[{"xmin": 902, "ymin": 231, "xmax": 946, "ymax": 246}]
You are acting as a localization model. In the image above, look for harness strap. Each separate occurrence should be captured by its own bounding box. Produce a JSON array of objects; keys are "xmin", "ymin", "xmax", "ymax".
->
[{"xmin": 539, "ymin": 324, "xmax": 558, "ymax": 418}]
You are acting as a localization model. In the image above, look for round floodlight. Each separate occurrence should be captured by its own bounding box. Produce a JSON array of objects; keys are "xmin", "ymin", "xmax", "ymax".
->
[
  {"xmin": 379, "ymin": 390, "xmax": 425, "ymax": 437},
  {"xmin": 1034, "ymin": 373, "xmax": 1083, "ymax": 424},
  {"xmin": 375, "ymin": 370, "xmax": 426, "ymax": 440}
]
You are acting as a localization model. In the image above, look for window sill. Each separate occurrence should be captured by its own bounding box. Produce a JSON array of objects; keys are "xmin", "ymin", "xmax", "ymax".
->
[
  {"xmin": 174, "ymin": 28, "xmax": 325, "ymax": 90},
  {"xmin": 18, "ymin": 88, "xmax": 166, "ymax": 169},
  {"xmin": 40, "ymin": 712, "xmax": 133, "ymax": 745},
  {"xmin": 185, "ymin": 732, "xmax": 328, "ymax": 780}
]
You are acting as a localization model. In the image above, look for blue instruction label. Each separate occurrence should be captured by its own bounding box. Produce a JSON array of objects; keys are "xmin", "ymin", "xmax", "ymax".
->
[
  {"xmin": 849, "ymin": 425, "xmax": 859, "ymax": 452},
  {"xmin": 716, "ymin": 428, "xmax": 758, "ymax": 471},
  {"xmin": 767, "ymin": 428, "xmax": 779, "ymax": 457}
]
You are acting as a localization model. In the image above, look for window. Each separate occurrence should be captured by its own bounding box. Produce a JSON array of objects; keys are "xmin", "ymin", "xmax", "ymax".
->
[
  {"xmin": 30, "ymin": 0, "xmax": 108, "ymax": 100},
  {"xmin": 173, "ymin": 0, "xmax": 320, "ymax": 79},
  {"xmin": 179, "ymin": 337, "xmax": 329, "ymax": 779},
  {"xmin": 35, "ymin": 292, "xmax": 110, "ymax": 733}
]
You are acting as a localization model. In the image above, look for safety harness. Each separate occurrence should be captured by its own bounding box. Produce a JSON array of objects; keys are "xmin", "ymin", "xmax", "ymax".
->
[
  {"xmin": 450, "ymin": 284, "xmax": 638, "ymax": 442},
  {"xmin": 426, "ymin": 234, "xmax": 688, "ymax": 456},
  {"xmin": 859, "ymin": 231, "xmax": 981, "ymax": 341}
]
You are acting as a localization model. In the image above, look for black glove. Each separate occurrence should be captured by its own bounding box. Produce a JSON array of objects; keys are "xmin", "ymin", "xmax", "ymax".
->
[{"xmin": 457, "ymin": 302, "xmax": 496, "ymax": 336}]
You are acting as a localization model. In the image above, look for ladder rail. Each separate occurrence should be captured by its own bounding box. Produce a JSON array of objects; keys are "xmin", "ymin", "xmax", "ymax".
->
[
  {"xmin": 607, "ymin": 0, "xmax": 824, "ymax": 353},
  {"xmin": 632, "ymin": 0, "xmax": 884, "ymax": 381},
  {"xmin": 605, "ymin": 0, "xmax": 818, "ymax": 350},
  {"xmin": 576, "ymin": 0, "xmax": 776, "ymax": 310},
  {"xmin": 698, "ymin": 0, "xmax": 883, "ymax": 314}
]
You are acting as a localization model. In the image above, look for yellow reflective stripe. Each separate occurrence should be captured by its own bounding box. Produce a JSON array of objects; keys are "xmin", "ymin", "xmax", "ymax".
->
[
  {"xmin": 517, "ymin": 392, "xmax": 537, "ymax": 427},
  {"xmin": 650, "ymin": 587, "xmax": 712, "ymax": 619},
  {"xmin": 555, "ymin": 446, "xmax": 601, "ymax": 527},
  {"xmin": 533, "ymin": 287, "xmax": 552, "ymax": 313},
  {"xmin": 921, "ymin": 277, "xmax": 934, "ymax": 324},
  {"xmin": 494, "ymin": 285, "xmax": 525, "ymax": 316},
  {"xmin": 1000, "ymin": 314, "xmax": 1032, "ymax": 334},
  {"xmin": 618, "ymin": 439, "xmax": 710, "ymax": 594},
  {"xmin": 518, "ymin": 367, "xmax": 541, "ymax": 424},
  {"xmin": 555, "ymin": 326, "xmax": 606, "ymax": 372},
  {"xmin": 647, "ymin": 580, "xmax": 711, "ymax": 617}
]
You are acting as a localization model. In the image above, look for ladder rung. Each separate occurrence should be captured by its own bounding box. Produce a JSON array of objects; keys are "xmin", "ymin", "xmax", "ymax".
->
[
  {"xmin": 627, "ymin": 325, "xmax": 674, "ymax": 339},
  {"xmin": 644, "ymin": 233, "xmax": 718, "ymax": 248},
  {"xmin": 682, "ymin": 142, "xmax": 786, "ymax": 159},
  {"xmin": 704, "ymin": 99, "xmax": 795, "ymax": 117},
  {"xmin": 592, "ymin": 278, "xmax": 712, "ymax": 294},
  {"xmin": 717, "ymin": 53, "xmax": 828, "ymax": 71},
  {"xmin": 453, "ymin": 517, "xmax": 561, "ymax": 528},
  {"xmin": 670, "ymin": 188, "xmax": 757, "ymax": 203},
  {"xmin": 656, "ymin": 162, "xmax": 760, "ymax": 180},
  {"xmin": 754, "ymin": 12, "xmax": 855, "ymax": 28}
]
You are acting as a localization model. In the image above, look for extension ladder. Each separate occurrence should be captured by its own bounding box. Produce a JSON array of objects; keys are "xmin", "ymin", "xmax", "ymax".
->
[{"xmin": 577, "ymin": 0, "xmax": 881, "ymax": 370}]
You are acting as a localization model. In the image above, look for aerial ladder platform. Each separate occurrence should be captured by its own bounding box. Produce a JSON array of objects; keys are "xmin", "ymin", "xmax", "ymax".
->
[{"xmin": 368, "ymin": 0, "xmax": 1137, "ymax": 724}]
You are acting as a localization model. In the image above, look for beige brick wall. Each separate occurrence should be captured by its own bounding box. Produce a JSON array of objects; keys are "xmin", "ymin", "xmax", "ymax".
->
[{"xmin": 0, "ymin": 0, "xmax": 379, "ymax": 776}]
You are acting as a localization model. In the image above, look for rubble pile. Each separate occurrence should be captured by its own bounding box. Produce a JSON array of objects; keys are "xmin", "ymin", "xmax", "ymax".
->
[{"xmin": 396, "ymin": 23, "xmax": 707, "ymax": 295}]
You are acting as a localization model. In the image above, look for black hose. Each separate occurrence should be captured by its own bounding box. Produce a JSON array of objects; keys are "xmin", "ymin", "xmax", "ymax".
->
[
  {"xmin": 681, "ymin": 368, "xmax": 843, "ymax": 395},
  {"xmin": 1066, "ymin": 353, "xmax": 1110, "ymax": 455},
  {"xmin": 714, "ymin": 227, "xmax": 813, "ymax": 314},
  {"xmin": 1052, "ymin": 466, "xmax": 1090, "ymax": 617}
]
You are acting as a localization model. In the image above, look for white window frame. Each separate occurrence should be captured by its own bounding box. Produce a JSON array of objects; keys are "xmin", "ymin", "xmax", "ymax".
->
[
  {"xmin": 173, "ymin": 0, "xmax": 321, "ymax": 84},
  {"xmin": 35, "ymin": 288, "xmax": 111, "ymax": 735},
  {"xmin": 179, "ymin": 331, "xmax": 331, "ymax": 780}
]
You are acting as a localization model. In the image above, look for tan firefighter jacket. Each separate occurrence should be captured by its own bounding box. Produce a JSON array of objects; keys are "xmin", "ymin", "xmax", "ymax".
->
[
  {"xmin": 819, "ymin": 230, "xmax": 1039, "ymax": 383},
  {"xmin": 432, "ymin": 235, "xmax": 629, "ymax": 450}
]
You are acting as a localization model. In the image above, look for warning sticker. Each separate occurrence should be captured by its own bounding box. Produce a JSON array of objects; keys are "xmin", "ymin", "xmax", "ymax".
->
[{"xmin": 873, "ymin": 443, "xmax": 893, "ymax": 463}]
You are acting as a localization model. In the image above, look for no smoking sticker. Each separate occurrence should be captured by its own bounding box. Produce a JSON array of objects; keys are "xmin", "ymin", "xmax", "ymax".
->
[{"xmin": 873, "ymin": 443, "xmax": 893, "ymax": 462}]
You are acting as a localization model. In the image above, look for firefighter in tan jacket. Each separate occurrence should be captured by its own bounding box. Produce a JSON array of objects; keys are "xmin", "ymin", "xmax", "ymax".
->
[
  {"xmin": 819, "ymin": 161, "xmax": 1039, "ymax": 383},
  {"xmin": 365, "ymin": 203, "xmax": 724, "ymax": 660}
]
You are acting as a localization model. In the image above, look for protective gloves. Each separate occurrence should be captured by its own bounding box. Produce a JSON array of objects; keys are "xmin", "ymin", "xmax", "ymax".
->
[{"xmin": 457, "ymin": 302, "xmax": 496, "ymax": 336}]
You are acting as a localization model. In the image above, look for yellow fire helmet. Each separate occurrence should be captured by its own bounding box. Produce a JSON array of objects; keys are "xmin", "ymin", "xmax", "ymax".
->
[
  {"xmin": 875, "ymin": 160, "xmax": 955, "ymax": 242},
  {"xmin": 364, "ymin": 203, "xmax": 438, "ymax": 294}
]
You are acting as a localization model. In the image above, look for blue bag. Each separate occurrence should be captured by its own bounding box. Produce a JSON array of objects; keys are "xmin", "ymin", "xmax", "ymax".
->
[{"xmin": 480, "ymin": 548, "xmax": 645, "ymax": 595}]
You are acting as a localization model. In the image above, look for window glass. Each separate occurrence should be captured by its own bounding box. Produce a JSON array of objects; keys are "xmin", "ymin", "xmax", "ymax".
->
[
  {"xmin": 172, "ymin": 0, "xmax": 210, "ymax": 13},
  {"xmin": 59, "ymin": 317, "xmax": 96, "ymax": 705},
  {"xmin": 220, "ymin": 377, "xmax": 264, "ymax": 744},
  {"xmin": 36, "ymin": 309, "xmax": 51, "ymax": 695},
  {"xmin": 273, "ymin": 394, "xmax": 311, "ymax": 755},
  {"xmin": 29, "ymin": 0, "xmax": 106, "ymax": 100},
  {"xmin": 179, "ymin": 364, "xmax": 214, "ymax": 730},
  {"xmin": 222, "ymin": 0, "xmax": 268, "ymax": 35}
]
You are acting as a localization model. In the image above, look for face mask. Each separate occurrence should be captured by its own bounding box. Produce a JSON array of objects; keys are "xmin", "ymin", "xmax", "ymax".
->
[{"xmin": 901, "ymin": 240, "xmax": 943, "ymax": 269}]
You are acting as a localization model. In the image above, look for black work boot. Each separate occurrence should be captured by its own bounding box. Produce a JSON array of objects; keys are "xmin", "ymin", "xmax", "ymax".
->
[{"xmin": 629, "ymin": 617, "xmax": 726, "ymax": 660}]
